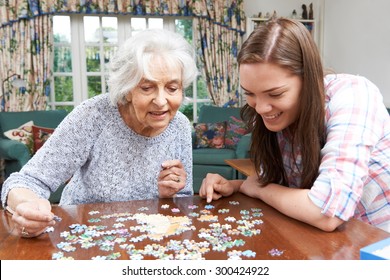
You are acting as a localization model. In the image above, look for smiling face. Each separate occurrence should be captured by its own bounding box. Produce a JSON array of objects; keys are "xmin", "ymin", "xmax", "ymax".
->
[
  {"xmin": 240, "ymin": 62, "xmax": 302, "ymax": 132},
  {"xmin": 121, "ymin": 58, "xmax": 183, "ymax": 137}
]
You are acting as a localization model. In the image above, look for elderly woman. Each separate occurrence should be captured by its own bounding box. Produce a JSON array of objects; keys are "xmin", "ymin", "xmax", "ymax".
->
[{"xmin": 1, "ymin": 29, "xmax": 198, "ymax": 238}]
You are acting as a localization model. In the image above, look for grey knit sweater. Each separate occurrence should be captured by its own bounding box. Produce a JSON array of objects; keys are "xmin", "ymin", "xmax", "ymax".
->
[{"xmin": 1, "ymin": 93, "xmax": 193, "ymax": 206}]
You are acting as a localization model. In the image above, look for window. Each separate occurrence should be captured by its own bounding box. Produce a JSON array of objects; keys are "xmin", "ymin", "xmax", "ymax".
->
[{"xmin": 52, "ymin": 15, "xmax": 210, "ymax": 121}]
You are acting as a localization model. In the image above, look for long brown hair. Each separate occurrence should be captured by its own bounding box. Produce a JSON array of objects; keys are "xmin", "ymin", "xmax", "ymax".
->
[{"xmin": 239, "ymin": 18, "xmax": 325, "ymax": 189}]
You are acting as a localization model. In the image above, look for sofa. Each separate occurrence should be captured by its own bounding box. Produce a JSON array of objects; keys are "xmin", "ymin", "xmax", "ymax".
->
[
  {"xmin": 192, "ymin": 105, "xmax": 251, "ymax": 193},
  {"xmin": 0, "ymin": 109, "xmax": 68, "ymax": 203}
]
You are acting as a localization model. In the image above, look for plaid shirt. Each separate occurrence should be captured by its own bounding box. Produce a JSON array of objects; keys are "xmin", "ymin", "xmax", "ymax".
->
[{"xmin": 277, "ymin": 74, "xmax": 390, "ymax": 232}]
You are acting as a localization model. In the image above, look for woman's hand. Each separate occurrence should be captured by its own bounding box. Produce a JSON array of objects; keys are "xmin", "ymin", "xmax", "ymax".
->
[
  {"xmin": 11, "ymin": 198, "xmax": 55, "ymax": 238},
  {"xmin": 199, "ymin": 173, "xmax": 242, "ymax": 203},
  {"xmin": 157, "ymin": 159, "xmax": 187, "ymax": 198}
]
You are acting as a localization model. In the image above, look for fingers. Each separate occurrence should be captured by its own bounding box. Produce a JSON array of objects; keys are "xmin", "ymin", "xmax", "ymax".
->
[
  {"xmin": 158, "ymin": 180, "xmax": 185, "ymax": 198},
  {"xmin": 159, "ymin": 160, "xmax": 186, "ymax": 198},
  {"xmin": 199, "ymin": 173, "xmax": 224, "ymax": 203},
  {"xmin": 159, "ymin": 159, "xmax": 186, "ymax": 184},
  {"xmin": 159, "ymin": 169, "xmax": 186, "ymax": 184},
  {"xmin": 206, "ymin": 188, "xmax": 222, "ymax": 203},
  {"xmin": 12, "ymin": 200, "xmax": 55, "ymax": 238},
  {"xmin": 17, "ymin": 223, "xmax": 49, "ymax": 238},
  {"xmin": 13, "ymin": 214, "xmax": 55, "ymax": 238},
  {"xmin": 163, "ymin": 172, "xmax": 183, "ymax": 183},
  {"xmin": 158, "ymin": 160, "xmax": 189, "ymax": 198},
  {"xmin": 161, "ymin": 159, "xmax": 183, "ymax": 170},
  {"xmin": 17, "ymin": 205, "xmax": 54, "ymax": 222}
]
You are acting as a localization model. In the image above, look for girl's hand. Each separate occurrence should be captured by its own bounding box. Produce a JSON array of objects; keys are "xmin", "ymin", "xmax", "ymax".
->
[{"xmin": 199, "ymin": 173, "xmax": 239, "ymax": 203}]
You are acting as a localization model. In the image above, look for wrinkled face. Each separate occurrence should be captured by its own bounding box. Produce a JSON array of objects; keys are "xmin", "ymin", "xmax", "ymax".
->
[
  {"xmin": 125, "ymin": 60, "xmax": 183, "ymax": 137},
  {"xmin": 240, "ymin": 62, "xmax": 302, "ymax": 132}
]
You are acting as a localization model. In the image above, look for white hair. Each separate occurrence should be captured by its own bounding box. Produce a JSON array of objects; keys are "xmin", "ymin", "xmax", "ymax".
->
[{"xmin": 108, "ymin": 29, "xmax": 198, "ymax": 105}]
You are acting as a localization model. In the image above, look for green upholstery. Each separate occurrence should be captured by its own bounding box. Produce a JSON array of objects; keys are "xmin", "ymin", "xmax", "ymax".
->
[
  {"xmin": 198, "ymin": 105, "xmax": 243, "ymax": 123},
  {"xmin": 193, "ymin": 148, "xmax": 237, "ymax": 165},
  {"xmin": 0, "ymin": 110, "xmax": 68, "ymax": 203},
  {"xmin": 192, "ymin": 105, "xmax": 251, "ymax": 193}
]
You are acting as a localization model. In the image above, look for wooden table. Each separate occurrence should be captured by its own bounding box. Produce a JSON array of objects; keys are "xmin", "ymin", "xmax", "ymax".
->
[
  {"xmin": 225, "ymin": 158, "xmax": 256, "ymax": 176},
  {"xmin": 1, "ymin": 193, "xmax": 389, "ymax": 260}
]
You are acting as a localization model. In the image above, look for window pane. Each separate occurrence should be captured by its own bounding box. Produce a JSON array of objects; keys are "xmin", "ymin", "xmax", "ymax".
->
[
  {"xmin": 53, "ymin": 16, "xmax": 71, "ymax": 43},
  {"xmin": 87, "ymin": 76, "xmax": 102, "ymax": 98},
  {"xmin": 131, "ymin": 18, "xmax": 146, "ymax": 35},
  {"xmin": 179, "ymin": 102, "xmax": 194, "ymax": 122},
  {"xmin": 104, "ymin": 75, "xmax": 109, "ymax": 93},
  {"xmin": 54, "ymin": 46, "xmax": 72, "ymax": 72},
  {"xmin": 175, "ymin": 19, "xmax": 192, "ymax": 43},
  {"xmin": 56, "ymin": 105, "xmax": 74, "ymax": 113},
  {"xmin": 104, "ymin": 46, "xmax": 117, "ymax": 71},
  {"xmin": 84, "ymin": 16, "xmax": 100, "ymax": 43},
  {"xmin": 86, "ymin": 47, "xmax": 101, "ymax": 72},
  {"xmin": 102, "ymin": 17, "xmax": 118, "ymax": 43},
  {"xmin": 197, "ymin": 76, "xmax": 209, "ymax": 99},
  {"xmin": 148, "ymin": 18, "xmax": 163, "ymax": 29},
  {"xmin": 54, "ymin": 76, "xmax": 73, "ymax": 102},
  {"xmin": 184, "ymin": 83, "xmax": 193, "ymax": 99}
]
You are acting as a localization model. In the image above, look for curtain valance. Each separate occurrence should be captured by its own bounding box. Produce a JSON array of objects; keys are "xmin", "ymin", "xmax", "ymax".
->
[{"xmin": 0, "ymin": 0, "xmax": 245, "ymax": 34}]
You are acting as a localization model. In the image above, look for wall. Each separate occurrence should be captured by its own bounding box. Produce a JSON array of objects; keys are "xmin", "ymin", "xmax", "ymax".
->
[
  {"xmin": 323, "ymin": 0, "xmax": 390, "ymax": 107},
  {"xmin": 243, "ymin": 0, "xmax": 390, "ymax": 107}
]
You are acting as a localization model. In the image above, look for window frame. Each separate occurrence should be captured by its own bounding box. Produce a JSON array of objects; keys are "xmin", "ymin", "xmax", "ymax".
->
[{"xmin": 50, "ymin": 14, "xmax": 209, "ymax": 121}]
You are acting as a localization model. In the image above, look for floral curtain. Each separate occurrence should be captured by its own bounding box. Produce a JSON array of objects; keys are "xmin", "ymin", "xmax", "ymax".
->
[
  {"xmin": 0, "ymin": 0, "xmax": 246, "ymax": 111},
  {"xmin": 0, "ymin": 15, "xmax": 52, "ymax": 111},
  {"xmin": 193, "ymin": 1, "xmax": 245, "ymax": 107},
  {"xmin": 195, "ymin": 17, "xmax": 243, "ymax": 107}
]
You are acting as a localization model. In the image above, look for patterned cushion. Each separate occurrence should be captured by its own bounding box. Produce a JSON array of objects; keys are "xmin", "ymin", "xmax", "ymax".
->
[
  {"xmin": 193, "ymin": 122, "xmax": 226, "ymax": 149},
  {"xmin": 224, "ymin": 116, "xmax": 250, "ymax": 149},
  {"xmin": 32, "ymin": 125, "xmax": 55, "ymax": 152},
  {"xmin": 3, "ymin": 121, "xmax": 34, "ymax": 155}
]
